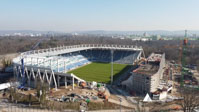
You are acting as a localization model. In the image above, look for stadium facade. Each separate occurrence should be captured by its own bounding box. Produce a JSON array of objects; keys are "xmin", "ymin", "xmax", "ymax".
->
[{"xmin": 13, "ymin": 44, "xmax": 144, "ymax": 90}]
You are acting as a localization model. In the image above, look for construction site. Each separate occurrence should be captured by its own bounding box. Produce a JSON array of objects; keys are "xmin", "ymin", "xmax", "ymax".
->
[
  {"xmin": 0, "ymin": 44, "xmax": 143, "ymax": 111},
  {"xmin": 0, "ymin": 39, "xmax": 199, "ymax": 112}
]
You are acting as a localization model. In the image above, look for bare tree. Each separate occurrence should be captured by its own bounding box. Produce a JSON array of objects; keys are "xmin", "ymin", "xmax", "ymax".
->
[
  {"xmin": 178, "ymin": 87, "xmax": 199, "ymax": 112},
  {"xmin": 1, "ymin": 58, "xmax": 12, "ymax": 72},
  {"xmin": 36, "ymin": 78, "xmax": 49, "ymax": 107},
  {"xmin": 196, "ymin": 60, "xmax": 199, "ymax": 72}
]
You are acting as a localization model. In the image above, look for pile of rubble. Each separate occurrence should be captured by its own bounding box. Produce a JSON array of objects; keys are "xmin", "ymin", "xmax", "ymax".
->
[{"xmin": 48, "ymin": 81, "xmax": 110, "ymax": 103}]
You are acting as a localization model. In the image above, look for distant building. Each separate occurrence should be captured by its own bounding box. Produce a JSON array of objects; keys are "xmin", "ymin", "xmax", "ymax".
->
[
  {"xmin": 143, "ymin": 32, "xmax": 149, "ymax": 37},
  {"xmin": 193, "ymin": 34, "xmax": 197, "ymax": 38},
  {"xmin": 14, "ymin": 33, "xmax": 22, "ymax": 36},
  {"xmin": 122, "ymin": 52, "xmax": 166, "ymax": 95},
  {"xmin": 131, "ymin": 38, "xmax": 150, "ymax": 41},
  {"xmin": 151, "ymin": 35, "xmax": 161, "ymax": 40},
  {"xmin": 157, "ymin": 35, "xmax": 161, "ymax": 40}
]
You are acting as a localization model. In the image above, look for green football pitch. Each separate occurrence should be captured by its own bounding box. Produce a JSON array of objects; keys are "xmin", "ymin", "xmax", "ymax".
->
[{"xmin": 68, "ymin": 62, "xmax": 131, "ymax": 83}]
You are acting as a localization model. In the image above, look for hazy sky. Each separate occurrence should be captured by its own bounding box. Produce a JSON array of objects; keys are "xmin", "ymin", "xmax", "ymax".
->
[{"xmin": 0, "ymin": 0, "xmax": 199, "ymax": 32}]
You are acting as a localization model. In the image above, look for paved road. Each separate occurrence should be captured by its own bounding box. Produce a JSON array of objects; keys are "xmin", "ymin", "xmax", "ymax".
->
[
  {"xmin": 106, "ymin": 85, "xmax": 136, "ymax": 109},
  {"xmin": 89, "ymin": 109, "xmax": 133, "ymax": 112}
]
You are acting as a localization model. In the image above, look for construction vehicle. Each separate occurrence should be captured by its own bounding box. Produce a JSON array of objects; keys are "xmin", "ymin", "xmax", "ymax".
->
[
  {"xmin": 18, "ymin": 38, "xmax": 45, "ymax": 88},
  {"xmin": 97, "ymin": 91, "xmax": 108, "ymax": 100},
  {"xmin": 80, "ymin": 82, "xmax": 86, "ymax": 89},
  {"xmin": 172, "ymin": 105, "xmax": 181, "ymax": 110},
  {"xmin": 133, "ymin": 57, "xmax": 146, "ymax": 66}
]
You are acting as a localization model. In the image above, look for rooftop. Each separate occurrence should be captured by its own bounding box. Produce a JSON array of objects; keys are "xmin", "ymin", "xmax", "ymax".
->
[
  {"xmin": 147, "ymin": 53, "xmax": 162, "ymax": 62},
  {"xmin": 133, "ymin": 64, "xmax": 159, "ymax": 76},
  {"xmin": 133, "ymin": 52, "xmax": 163, "ymax": 76}
]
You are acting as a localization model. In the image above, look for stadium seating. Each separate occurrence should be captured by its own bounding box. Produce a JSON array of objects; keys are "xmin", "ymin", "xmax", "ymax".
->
[
  {"xmin": 79, "ymin": 49, "xmax": 139, "ymax": 64},
  {"xmin": 24, "ymin": 49, "xmax": 140, "ymax": 73},
  {"xmin": 46, "ymin": 49, "xmax": 140, "ymax": 72}
]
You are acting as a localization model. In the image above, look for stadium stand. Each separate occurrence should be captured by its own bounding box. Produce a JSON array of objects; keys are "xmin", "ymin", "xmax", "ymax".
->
[
  {"xmin": 54, "ymin": 49, "xmax": 140, "ymax": 72},
  {"xmin": 22, "ymin": 49, "xmax": 140, "ymax": 73},
  {"xmin": 13, "ymin": 44, "xmax": 143, "ymax": 89}
]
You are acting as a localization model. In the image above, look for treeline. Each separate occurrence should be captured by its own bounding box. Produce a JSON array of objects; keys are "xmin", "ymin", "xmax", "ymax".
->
[
  {"xmin": 0, "ymin": 36, "xmax": 40, "ymax": 54},
  {"xmin": 0, "ymin": 35, "xmax": 199, "ymax": 64}
]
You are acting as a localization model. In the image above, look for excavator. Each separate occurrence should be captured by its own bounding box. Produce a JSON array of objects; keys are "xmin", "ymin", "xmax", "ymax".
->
[
  {"xmin": 80, "ymin": 82, "xmax": 86, "ymax": 89},
  {"xmin": 97, "ymin": 91, "xmax": 108, "ymax": 100}
]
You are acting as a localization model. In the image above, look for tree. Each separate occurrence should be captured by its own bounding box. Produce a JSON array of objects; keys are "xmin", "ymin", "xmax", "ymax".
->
[
  {"xmin": 36, "ymin": 78, "xmax": 49, "ymax": 107},
  {"xmin": 196, "ymin": 60, "xmax": 199, "ymax": 72},
  {"xmin": 178, "ymin": 87, "xmax": 199, "ymax": 112},
  {"xmin": 2, "ymin": 58, "xmax": 12, "ymax": 72}
]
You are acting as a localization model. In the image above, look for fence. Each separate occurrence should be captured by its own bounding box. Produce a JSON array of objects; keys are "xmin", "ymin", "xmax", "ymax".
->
[{"xmin": 0, "ymin": 104, "xmax": 76, "ymax": 112}]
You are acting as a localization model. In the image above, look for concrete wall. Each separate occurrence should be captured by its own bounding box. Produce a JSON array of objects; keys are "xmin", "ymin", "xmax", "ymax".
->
[
  {"xmin": 150, "ymin": 72, "xmax": 160, "ymax": 93},
  {"xmin": 159, "ymin": 91, "xmax": 167, "ymax": 100},
  {"xmin": 150, "ymin": 53, "xmax": 165, "ymax": 93},
  {"xmin": 122, "ymin": 73, "xmax": 150, "ymax": 95},
  {"xmin": 132, "ymin": 73, "xmax": 150, "ymax": 94},
  {"xmin": 122, "ymin": 53, "xmax": 166, "ymax": 95},
  {"xmin": 159, "ymin": 53, "xmax": 166, "ymax": 80}
]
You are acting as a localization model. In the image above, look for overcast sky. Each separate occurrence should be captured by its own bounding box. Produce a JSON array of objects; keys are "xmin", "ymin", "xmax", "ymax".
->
[{"xmin": 0, "ymin": 0, "xmax": 199, "ymax": 32}]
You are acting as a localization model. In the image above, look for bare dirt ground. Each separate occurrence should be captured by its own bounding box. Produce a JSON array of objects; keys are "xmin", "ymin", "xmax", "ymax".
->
[{"xmin": 48, "ymin": 86, "xmax": 105, "ymax": 102}]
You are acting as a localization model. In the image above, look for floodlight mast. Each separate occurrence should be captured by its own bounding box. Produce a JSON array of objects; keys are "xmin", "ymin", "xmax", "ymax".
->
[{"xmin": 111, "ymin": 50, "xmax": 114, "ymax": 85}]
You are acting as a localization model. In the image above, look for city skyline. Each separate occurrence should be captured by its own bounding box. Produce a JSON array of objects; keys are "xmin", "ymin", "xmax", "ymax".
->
[{"xmin": 0, "ymin": 0, "xmax": 199, "ymax": 32}]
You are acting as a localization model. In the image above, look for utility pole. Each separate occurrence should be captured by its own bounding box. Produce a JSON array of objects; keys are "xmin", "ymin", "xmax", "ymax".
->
[
  {"xmin": 119, "ymin": 97, "xmax": 122, "ymax": 112},
  {"xmin": 111, "ymin": 50, "xmax": 114, "ymax": 85}
]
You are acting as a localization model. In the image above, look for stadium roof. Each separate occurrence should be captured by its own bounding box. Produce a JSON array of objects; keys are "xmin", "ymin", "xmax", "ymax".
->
[
  {"xmin": 13, "ymin": 44, "xmax": 143, "ymax": 65},
  {"xmin": 21, "ymin": 44, "xmax": 143, "ymax": 57}
]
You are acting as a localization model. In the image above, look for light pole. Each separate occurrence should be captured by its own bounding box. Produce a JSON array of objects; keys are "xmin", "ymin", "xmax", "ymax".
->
[
  {"xmin": 111, "ymin": 50, "xmax": 114, "ymax": 85},
  {"xmin": 119, "ymin": 97, "xmax": 122, "ymax": 112}
]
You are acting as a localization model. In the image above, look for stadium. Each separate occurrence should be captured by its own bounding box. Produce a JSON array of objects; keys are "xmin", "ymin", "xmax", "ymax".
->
[{"xmin": 12, "ymin": 44, "xmax": 144, "ymax": 90}]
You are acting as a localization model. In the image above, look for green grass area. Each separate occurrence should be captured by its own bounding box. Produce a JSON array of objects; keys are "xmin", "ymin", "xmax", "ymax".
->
[{"xmin": 68, "ymin": 62, "xmax": 131, "ymax": 83}]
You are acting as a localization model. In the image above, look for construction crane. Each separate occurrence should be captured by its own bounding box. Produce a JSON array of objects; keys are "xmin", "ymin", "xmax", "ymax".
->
[
  {"xmin": 163, "ymin": 30, "xmax": 190, "ymax": 87},
  {"xmin": 180, "ymin": 30, "xmax": 188, "ymax": 87},
  {"xmin": 180, "ymin": 31, "xmax": 199, "ymax": 89},
  {"xmin": 19, "ymin": 38, "xmax": 45, "ymax": 87},
  {"xmin": 163, "ymin": 30, "xmax": 199, "ymax": 90}
]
